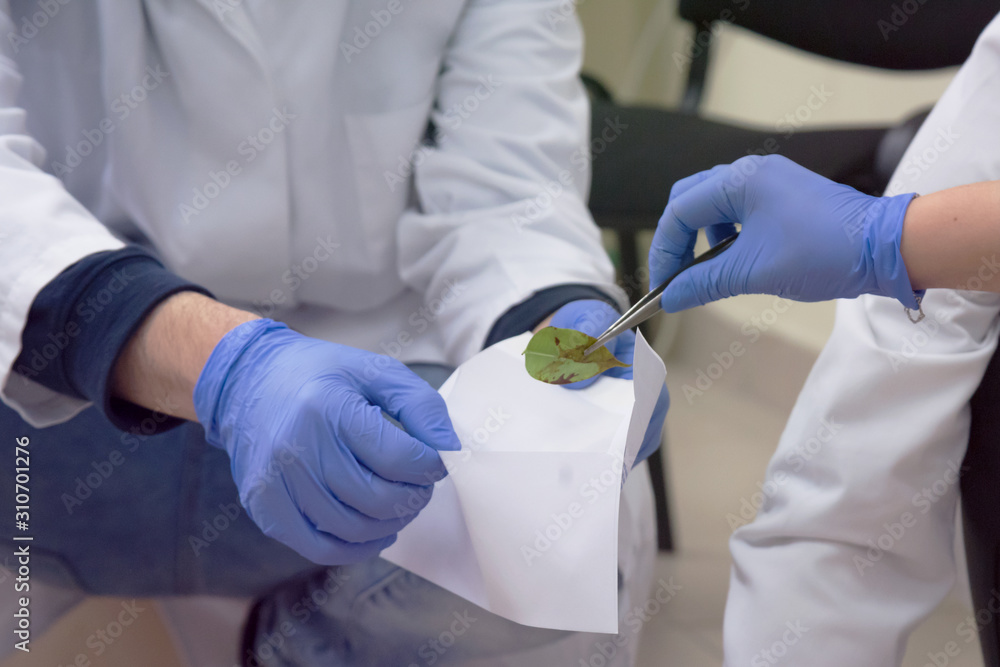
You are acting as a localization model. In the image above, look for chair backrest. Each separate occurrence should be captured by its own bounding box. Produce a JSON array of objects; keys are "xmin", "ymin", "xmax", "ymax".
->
[{"xmin": 678, "ymin": 0, "xmax": 1000, "ymax": 70}]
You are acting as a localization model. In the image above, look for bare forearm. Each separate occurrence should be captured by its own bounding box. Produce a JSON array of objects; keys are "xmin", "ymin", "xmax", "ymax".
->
[
  {"xmin": 900, "ymin": 181, "xmax": 1000, "ymax": 291},
  {"xmin": 111, "ymin": 291, "xmax": 260, "ymax": 421}
]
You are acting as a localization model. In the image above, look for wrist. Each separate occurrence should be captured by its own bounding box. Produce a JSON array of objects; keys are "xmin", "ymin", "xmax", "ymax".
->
[
  {"xmin": 866, "ymin": 192, "xmax": 922, "ymax": 309},
  {"xmin": 111, "ymin": 292, "xmax": 261, "ymax": 422},
  {"xmin": 193, "ymin": 318, "xmax": 288, "ymax": 446}
]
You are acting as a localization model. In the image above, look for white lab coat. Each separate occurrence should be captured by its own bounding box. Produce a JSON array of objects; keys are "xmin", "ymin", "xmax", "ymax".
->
[
  {"xmin": 0, "ymin": 0, "xmax": 625, "ymax": 427},
  {"xmin": 0, "ymin": 2, "xmax": 655, "ymax": 663},
  {"xmin": 723, "ymin": 12, "xmax": 1000, "ymax": 666}
]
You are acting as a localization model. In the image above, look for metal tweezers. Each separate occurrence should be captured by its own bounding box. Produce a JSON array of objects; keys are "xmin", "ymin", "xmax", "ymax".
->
[{"xmin": 584, "ymin": 233, "xmax": 740, "ymax": 356}]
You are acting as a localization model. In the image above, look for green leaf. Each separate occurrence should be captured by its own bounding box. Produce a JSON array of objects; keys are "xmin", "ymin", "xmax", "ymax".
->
[{"xmin": 522, "ymin": 326, "xmax": 630, "ymax": 385}]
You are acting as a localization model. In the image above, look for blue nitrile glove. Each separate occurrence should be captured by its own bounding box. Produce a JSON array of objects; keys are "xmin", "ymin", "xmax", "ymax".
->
[
  {"xmin": 193, "ymin": 319, "xmax": 461, "ymax": 565},
  {"xmin": 550, "ymin": 300, "xmax": 669, "ymax": 465},
  {"xmin": 649, "ymin": 155, "xmax": 921, "ymax": 312}
]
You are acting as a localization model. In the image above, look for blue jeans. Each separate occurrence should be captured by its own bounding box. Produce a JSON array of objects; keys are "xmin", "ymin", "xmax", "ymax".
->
[{"xmin": 0, "ymin": 364, "xmax": 642, "ymax": 666}]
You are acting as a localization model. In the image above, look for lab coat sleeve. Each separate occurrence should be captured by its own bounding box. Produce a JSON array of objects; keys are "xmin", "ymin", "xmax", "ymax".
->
[
  {"xmin": 723, "ymin": 14, "xmax": 1000, "ymax": 663},
  {"xmin": 396, "ymin": 0, "xmax": 626, "ymax": 365},
  {"xmin": 0, "ymin": 1, "xmax": 124, "ymax": 426},
  {"xmin": 723, "ymin": 291, "xmax": 1000, "ymax": 666}
]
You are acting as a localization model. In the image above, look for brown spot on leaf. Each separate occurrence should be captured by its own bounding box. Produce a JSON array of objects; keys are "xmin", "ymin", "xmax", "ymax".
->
[{"xmin": 523, "ymin": 326, "xmax": 630, "ymax": 385}]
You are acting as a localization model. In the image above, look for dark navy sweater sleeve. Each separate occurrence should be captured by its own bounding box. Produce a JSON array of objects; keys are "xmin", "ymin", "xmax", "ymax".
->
[
  {"xmin": 13, "ymin": 245, "xmax": 212, "ymax": 432},
  {"xmin": 484, "ymin": 284, "xmax": 622, "ymax": 348}
]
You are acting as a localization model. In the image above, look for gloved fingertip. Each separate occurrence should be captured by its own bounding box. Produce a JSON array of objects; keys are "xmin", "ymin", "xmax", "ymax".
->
[
  {"xmin": 550, "ymin": 299, "xmax": 620, "ymax": 338},
  {"xmin": 422, "ymin": 422, "xmax": 462, "ymax": 452},
  {"xmin": 562, "ymin": 375, "xmax": 598, "ymax": 390},
  {"xmin": 424, "ymin": 456, "xmax": 451, "ymax": 484},
  {"xmin": 659, "ymin": 289, "xmax": 694, "ymax": 314},
  {"xmin": 663, "ymin": 264, "xmax": 715, "ymax": 312},
  {"xmin": 438, "ymin": 431, "xmax": 463, "ymax": 452}
]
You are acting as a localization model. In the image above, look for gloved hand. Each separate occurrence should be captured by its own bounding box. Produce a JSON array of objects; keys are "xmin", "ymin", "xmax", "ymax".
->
[
  {"xmin": 193, "ymin": 319, "xmax": 460, "ymax": 565},
  {"xmin": 550, "ymin": 300, "xmax": 669, "ymax": 465},
  {"xmin": 649, "ymin": 155, "xmax": 921, "ymax": 312}
]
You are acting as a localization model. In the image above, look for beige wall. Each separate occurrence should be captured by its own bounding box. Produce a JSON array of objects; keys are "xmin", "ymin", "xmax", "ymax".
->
[{"xmin": 578, "ymin": 0, "xmax": 956, "ymax": 128}]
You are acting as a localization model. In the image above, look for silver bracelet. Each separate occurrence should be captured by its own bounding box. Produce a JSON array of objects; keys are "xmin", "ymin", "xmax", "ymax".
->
[{"xmin": 905, "ymin": 293, "xmax": 925, "ymax": 323}]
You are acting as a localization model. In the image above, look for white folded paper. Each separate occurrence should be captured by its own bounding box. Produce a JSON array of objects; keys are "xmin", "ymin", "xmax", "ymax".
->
[{"xmin": 383, "ymin": 330, "xmax": 665, "ymax": 633}]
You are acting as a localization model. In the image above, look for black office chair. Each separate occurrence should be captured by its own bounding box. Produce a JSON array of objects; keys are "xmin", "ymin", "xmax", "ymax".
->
[{"xmin": 585, "ymin": 1, "xmax": 1000, "ymax": 566}]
